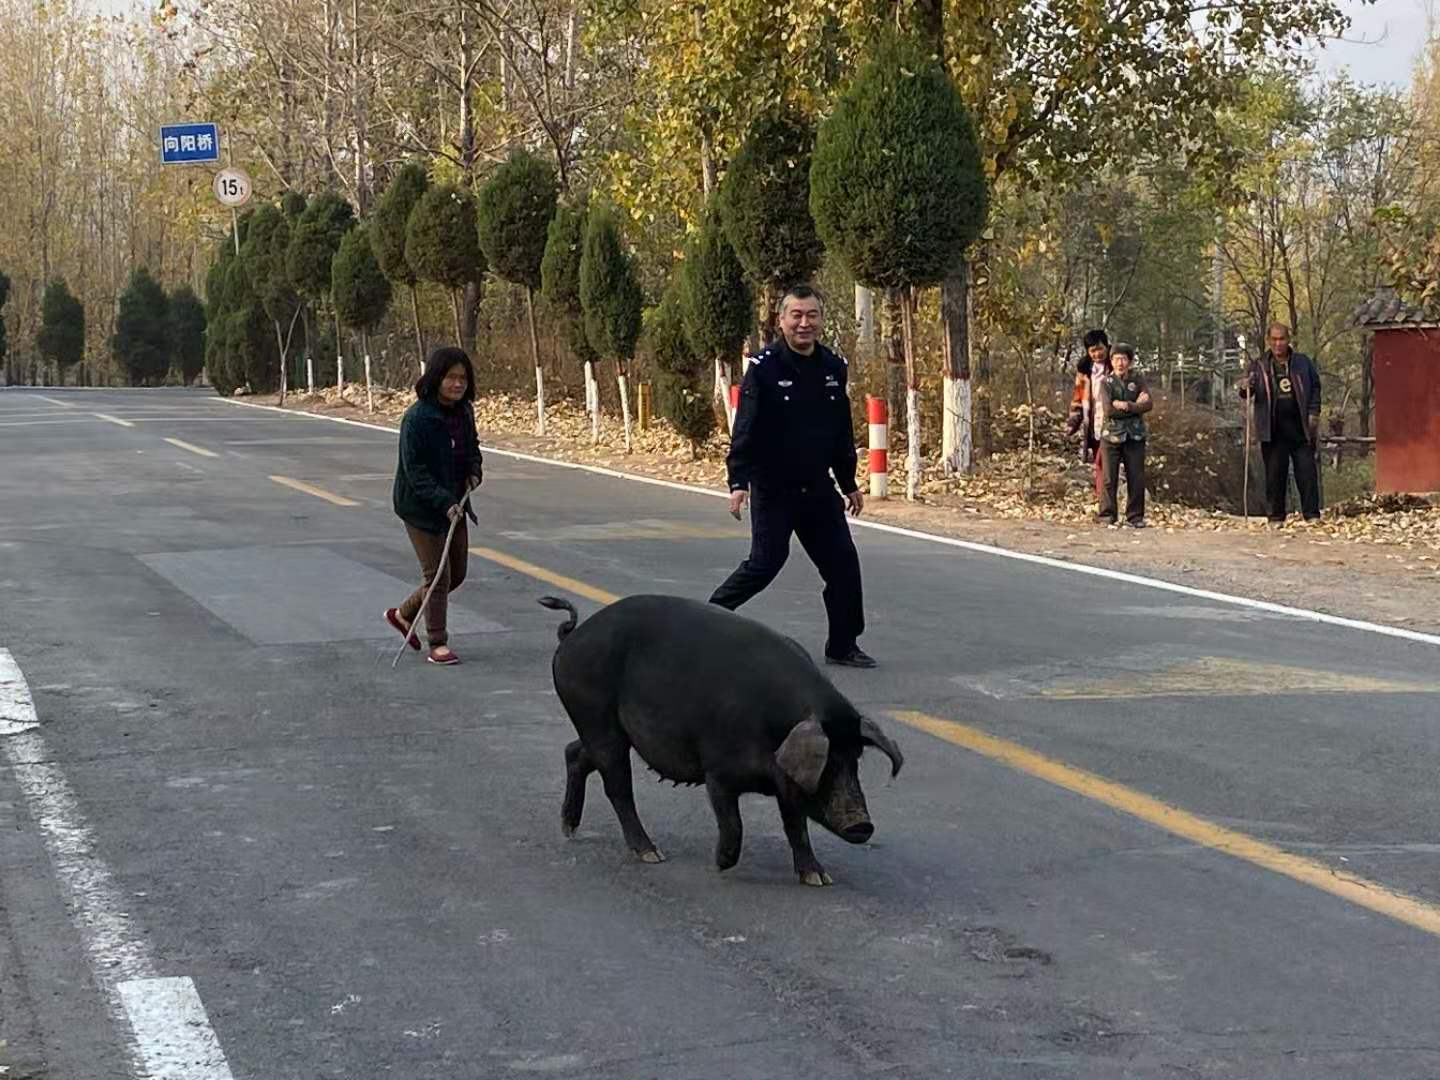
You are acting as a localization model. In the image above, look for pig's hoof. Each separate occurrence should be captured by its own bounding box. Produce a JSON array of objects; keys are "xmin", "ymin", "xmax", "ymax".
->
[
  {"xmin": 639, "ymin": 849, "xmax": 666, "ymax": 864},
  {"xmin": 561, "ymin": 821, "xmax": 578, "ymax": 838},
  {"xmin": 799, "ymin": 870, "xmax": 834, "ymax": 887},
  {"xmin": 715, "ymin": 850, "xmax": 739, "ymax": 872}
]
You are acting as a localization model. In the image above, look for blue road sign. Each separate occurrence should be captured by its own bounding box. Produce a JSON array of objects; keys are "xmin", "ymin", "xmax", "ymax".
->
[{"xmin": 159, "ymin": 123, "xmax": 221, "ymax": 165}]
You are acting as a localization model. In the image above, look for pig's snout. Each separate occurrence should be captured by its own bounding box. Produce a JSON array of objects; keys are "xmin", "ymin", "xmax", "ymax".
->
[{"xmin": 840, "ymin": 820, "xmax": 874, "ymax": 844}]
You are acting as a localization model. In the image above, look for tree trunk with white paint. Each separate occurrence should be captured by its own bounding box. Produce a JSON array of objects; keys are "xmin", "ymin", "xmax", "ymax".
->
[
  {"xmin": 715, "ymin": 356, "xmax": 733, "ymax": 430},
  {"xmin": 940, "ymin": 262, "xmax": 971, "ymax": 474},
  {"xmin": 409, "ymin": 285, "xmax": 425, "ymax": 372},
  {"xmin": 617, "ymin": 368, "xmax": 633, "ymax": 452},
  {"xmin": 526, "ymin": 288, "xmax": 546, "ymax": 435},
  {"xmin": 854, "ymin": 285, "xmax": 875, "ymax": 356},
  {"xmin": 363, "ymin": 334, "xmax": 373, "ymax": 413},
  {"xmin": 584, "ymin": 360, "xmax": 599, "ymax": 442},
  {"xmin": 335, "ymin": 309, "xmax": 345, "ymax": 401},
  {"xmin": 274, "ymin": 321, "xmax": 289, "ymax": 406},
  {"xmin": 900, "ymin": 288, "xmax": 921, "ymax": 502},
  {"xmin": 942, "ymin": 376, "xmax": 972, "ymax": 474},
  {"xmin": 306, "ymin": 353, "xmax": 315, "ymax": 395}
]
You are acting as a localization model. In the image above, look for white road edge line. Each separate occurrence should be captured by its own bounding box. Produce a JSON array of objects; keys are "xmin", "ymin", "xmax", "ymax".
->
[
  {"xmin": 0, "ymin": 648, "xmax": 236, "ymax": 1080},
  {"xmin": 216, "ymin": 395, "xmax": 1440, "ymax": 649},
  {"xmin": 94, "ymin": 413, "xmax": 136, "ymax": 427}
]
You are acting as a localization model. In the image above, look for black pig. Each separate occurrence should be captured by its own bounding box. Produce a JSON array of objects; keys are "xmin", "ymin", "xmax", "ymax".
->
[{"xmin": 538, "ymin": 594, "xmax": 903, "ymax": 886}]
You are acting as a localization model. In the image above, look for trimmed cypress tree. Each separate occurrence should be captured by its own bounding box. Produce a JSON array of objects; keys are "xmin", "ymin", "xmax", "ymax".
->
[
  {"xmin": 477, "ymin": 149, "xmax": 559, "ymax": 433},
  {"xmin": 648, "ymin": 281, "xmax": 714, "ymax": 458},
  {"xmin": 37, "ymin": 278, "xmax": 86, "ymax": 385},
  {"xmin": 810, "ymin": 30, "xmax": 989, "ymax": 499},
  {"xmin": 168, "ymin": 286, "xmax": 207, "ymax": 385},
  {"xmin": 681, "ymin": 209, "xmax": 752, "ymax": 429},
  {"xmin": 716, "ymin": 107, "xmax": 823, "ymax": 341},
  {"xmin": 580, "ymin": 203, "xmax": 643, "ymax": 451},
  {"xmin": 331, "ymin": 225, "xmax": 393, "ymax": 413},
  {"xmin": 281, "ymin": 190, "xmax": 307, "ymax": 222},
  {"xmin": 243, "ymin": 204, "xmax": 303, "ymax": 401},
  {"xmin": 287, "ymin": 192, "xmax": 355, "ymax": 394},
  {"xmin": 224, "ymin": 258, "xmax": 279, "ymax": 393},
  {"xmin": 113, "ymin": 268, "xmax": 172, "ymax": 385},
  {"xmin": 373, "ymin": 162, "xmax": 430, "ymax": 370},
  {"xmin": 405, "ymin": 183, "xmax": 485, "ymax": 350},
  {"xmin": 204, "ymin": 241, "xmax": 237, "ymax": 393},
  {"xmin": 541, "ymin": 202, "xmax": 600, "ymax": 424}
]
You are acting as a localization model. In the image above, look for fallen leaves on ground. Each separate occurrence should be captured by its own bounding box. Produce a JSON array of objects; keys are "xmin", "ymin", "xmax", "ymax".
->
[{"xmin": 270, "ymin": 389, "xmax": 1440, "ymax": 555}]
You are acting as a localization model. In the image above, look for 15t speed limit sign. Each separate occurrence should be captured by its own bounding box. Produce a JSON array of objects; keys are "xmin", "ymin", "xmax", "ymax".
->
[{"xmin": 213, "ymin": 166, "xmax": 252, "ymax": 208}]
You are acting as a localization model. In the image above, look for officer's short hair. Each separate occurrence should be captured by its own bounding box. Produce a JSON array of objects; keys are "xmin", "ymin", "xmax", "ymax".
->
[
  {"xmin": 1082, "ymin": 328, "xmax": 1109, "ymax": 350},
  {"xmin": 780, "ymin": 285, "xmax": 824, "ymax": 315}
]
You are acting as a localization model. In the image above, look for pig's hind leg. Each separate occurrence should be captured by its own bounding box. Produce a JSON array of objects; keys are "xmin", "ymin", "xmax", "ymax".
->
[
  {"xmin": 561, "ymin": 739, "xmax": 594, "ymax": 838},
  {"xmin": 592, "ymin": 732, "xmax": 665, "ymax": 863}
]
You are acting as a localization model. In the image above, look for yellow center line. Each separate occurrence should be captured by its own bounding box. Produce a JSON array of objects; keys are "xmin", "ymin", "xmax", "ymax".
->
[
  {"xmin": 93, "ymin": 413, "xmax": 134, "ymax": 427},
  {"xmin": 468, "ymin": 546, "xmax": 621, "ymax": 606},
  {"xmin": 164, "ymin": 437, "xmax": 219, "ymax": 458},
  {"xmin": 893, "ymin": 709, "xmax": 1440, "ymax": 940},
  {"xmin": 268, "ymin": 475, "xmax": 360, "ymax": 507}
]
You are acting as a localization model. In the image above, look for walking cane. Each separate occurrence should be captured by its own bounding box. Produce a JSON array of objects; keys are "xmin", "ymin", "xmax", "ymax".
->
[
  {"xmin": 1242, "ymin": 380, "xmax": 1253, "ymax": 523},
  {"xmin": 391, "ymin": 487, "xmax": 476, "ymax": 668}
]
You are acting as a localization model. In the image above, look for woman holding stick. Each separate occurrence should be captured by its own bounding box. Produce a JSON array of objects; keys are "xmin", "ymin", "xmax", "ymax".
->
[{"xmin": 385, "ymin": 346, "xmax": 483, "ymax": 665}]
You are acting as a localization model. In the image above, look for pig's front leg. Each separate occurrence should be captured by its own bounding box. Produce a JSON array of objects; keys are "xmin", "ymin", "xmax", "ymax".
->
[
  {"xmin": 778, "ymin": 797, "xmax": 832, "ymax": 887},
  {"xmin": 705, "ymin": 776, "xmax": 744, "ymax": 871}
]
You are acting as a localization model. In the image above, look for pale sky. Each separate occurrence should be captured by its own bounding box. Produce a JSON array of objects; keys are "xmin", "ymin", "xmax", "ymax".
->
[{"xmin": 1312, "ymin": 0, "xmax": 1434, "ymax": 87}]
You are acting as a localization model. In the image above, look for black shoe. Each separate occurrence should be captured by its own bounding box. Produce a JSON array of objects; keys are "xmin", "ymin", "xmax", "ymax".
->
[{"xmin": 825, "ymin": 647, "xmax": 877, "ymax": 669}]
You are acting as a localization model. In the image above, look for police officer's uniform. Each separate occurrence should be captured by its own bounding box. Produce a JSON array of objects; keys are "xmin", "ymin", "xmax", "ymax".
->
[{"xmin": 708, "ymin": 337, "xmax": 870, "ymax": 665}]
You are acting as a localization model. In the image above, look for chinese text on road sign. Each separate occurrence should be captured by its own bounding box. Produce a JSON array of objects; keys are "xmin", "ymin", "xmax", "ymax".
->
[{"xmin": 160, "ymin": 123, "xmax": 221, "ymax": 165}]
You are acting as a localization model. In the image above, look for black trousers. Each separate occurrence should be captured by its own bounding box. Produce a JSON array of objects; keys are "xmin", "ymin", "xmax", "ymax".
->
[
  {"xmin": 1261, "ymin": 438, "xmax": 1320, "ymax": 521},
  {"xmin": 1098, "ymin": 439, "xmax": 1146, "ymax": 524},
  {"xmin": 709, "ymin": 484, "xmax": 865, "ymax": 656}
]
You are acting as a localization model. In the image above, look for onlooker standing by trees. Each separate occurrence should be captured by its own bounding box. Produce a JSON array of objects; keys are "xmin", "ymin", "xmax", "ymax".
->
[
  {"xmin": 1081, "ymin": 329, "xmax": 1112, "ymax": 499},
  {"xmin": 1097, "ymin": 344, "xmax": 1153, "ymax": 528},
  {"xmin": 1239, "ymin": 323, "xmax": 1322, "ymax": 524},
  {"xmin": 386, "ymin": 346, "xmax": 484, "ymax": 666}
]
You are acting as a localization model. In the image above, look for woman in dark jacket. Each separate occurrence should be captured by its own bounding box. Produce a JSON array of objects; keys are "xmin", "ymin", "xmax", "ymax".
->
[{"xmin": 385, "ymin": 346, "xmax": 484, "ymax": 665}]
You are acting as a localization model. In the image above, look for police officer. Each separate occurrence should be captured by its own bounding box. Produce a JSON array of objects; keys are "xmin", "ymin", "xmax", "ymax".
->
[{"xmin": 708, "ymin": 285, "xmax": 875, "ymax": 668}]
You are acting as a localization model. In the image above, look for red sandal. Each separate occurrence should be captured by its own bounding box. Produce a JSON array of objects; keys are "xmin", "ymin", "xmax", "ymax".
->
[
  {"xmin": 427, "ymin": 646, "xmax": 460, "ymax": 666},
  {"xmin": 385, "ymin": 608, "xmax": 421, "ymax": 651}
]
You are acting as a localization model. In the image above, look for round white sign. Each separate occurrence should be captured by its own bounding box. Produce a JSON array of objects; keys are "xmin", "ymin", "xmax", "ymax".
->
[{"xmin": 213, "ymin": 166, "xmax": 252, "ymax": 208}]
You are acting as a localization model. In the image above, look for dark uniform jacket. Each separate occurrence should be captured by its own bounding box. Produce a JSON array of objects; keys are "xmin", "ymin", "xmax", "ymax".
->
[
  {"xmin": 393, "ymin": 398, "xmax": 483, "ymax": 534},
  {"xmin": 725, "ymin": 339, "xmax": 859, "ymax": 496}
]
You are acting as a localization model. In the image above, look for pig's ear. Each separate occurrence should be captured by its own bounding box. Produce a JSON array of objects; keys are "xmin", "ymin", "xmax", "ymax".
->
[{"xmin": 776, "ymin": 718, "xmax": 830, "ymax": 793}]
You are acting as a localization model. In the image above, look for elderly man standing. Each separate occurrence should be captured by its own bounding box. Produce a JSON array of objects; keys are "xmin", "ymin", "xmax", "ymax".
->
[{"xmin": 1240, "ymin": 323, "xmax": 1322, "ymax": 524}]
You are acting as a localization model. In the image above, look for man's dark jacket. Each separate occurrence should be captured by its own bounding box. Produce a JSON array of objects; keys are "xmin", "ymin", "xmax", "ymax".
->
[
  {"xmin": 725, "ymin": 339, "xmax": 859, "ymax": 495},
  {"xmin": 393, "ymin": 398, "xmax": 483, "ymax": 533},
  {"xmin": 1242, "ymin": 350, "xmax": 1322, "ymax": 444}
]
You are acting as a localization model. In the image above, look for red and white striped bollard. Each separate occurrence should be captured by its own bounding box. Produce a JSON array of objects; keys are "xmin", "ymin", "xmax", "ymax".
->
[{"xmin": 867, "ymin": 395, "xmax": 889, "ymax": 499}]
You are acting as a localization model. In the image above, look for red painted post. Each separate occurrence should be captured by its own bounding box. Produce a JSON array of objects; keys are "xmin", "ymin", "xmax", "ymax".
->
[{"xmin": 866, "ymin": 395, "xmax": 889, "ymax": 499}]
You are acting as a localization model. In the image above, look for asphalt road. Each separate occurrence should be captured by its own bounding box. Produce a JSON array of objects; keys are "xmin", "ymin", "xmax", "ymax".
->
[{"xmin": 2, "ymin": 387, "xmax": 1439, "ymax": 1080}]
